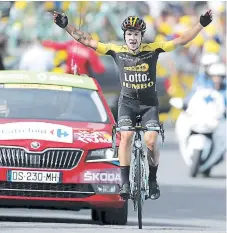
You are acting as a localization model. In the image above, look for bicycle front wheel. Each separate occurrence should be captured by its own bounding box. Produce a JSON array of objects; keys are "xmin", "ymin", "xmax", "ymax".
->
[{"xmin": 135, "ymin": 148, "xmax": 142, "ymax": 229}]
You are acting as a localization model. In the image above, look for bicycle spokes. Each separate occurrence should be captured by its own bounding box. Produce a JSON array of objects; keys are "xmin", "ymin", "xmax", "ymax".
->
[{"xmin": 130, "ymin": 149, "xmax": 148, "ymax": 213}]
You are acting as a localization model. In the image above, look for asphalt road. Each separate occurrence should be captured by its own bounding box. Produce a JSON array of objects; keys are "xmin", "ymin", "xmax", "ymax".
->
[{"xmin": 0, "ymin": 126, "xmax": 226, "ymax": 233}]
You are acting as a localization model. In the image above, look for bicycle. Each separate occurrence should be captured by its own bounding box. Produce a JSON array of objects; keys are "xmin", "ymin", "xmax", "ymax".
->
[{"xmin": 112, "ymin": 114, "xmax": 165, "ymax": 229}]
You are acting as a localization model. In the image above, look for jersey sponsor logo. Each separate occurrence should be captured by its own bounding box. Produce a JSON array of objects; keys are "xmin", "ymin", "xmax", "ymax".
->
[
  {"xmin": 122, "ymin": 81, "xmax": 154, "ymax": 89},
  {"xmin": 124, "ymin": 73, "xmax": 149, "ymax": 83},
  {"xmin": 123, "ymin": 73, "xmax": 154, "ymax": 89},
  {"xmin": 124, "ymin": 63, "xmax": 149, "ymax": 72}
]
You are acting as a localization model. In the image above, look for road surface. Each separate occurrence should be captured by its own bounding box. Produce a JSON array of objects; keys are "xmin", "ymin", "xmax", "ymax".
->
[{"xmin": 0, "ymin": 127, "xmax": 226, "ymax": 233}]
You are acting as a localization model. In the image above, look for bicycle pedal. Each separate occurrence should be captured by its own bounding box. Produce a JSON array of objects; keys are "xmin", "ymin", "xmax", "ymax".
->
[
  {"xmin": 120, "ymin": 196, "xmax": 130, "ymax": 201},
  {"xmin": 120, "ymin": 193, "xmax": 130, "ymax": 200}
]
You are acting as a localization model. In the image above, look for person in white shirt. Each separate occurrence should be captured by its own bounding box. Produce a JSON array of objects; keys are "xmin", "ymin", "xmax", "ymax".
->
[{"xmin": 18, "ymin": 36, "xmax": 54, "ymax": 72}]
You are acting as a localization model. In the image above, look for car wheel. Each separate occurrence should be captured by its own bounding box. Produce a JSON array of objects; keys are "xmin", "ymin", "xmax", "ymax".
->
[
  {"xmin": 91, "ymin": 201, "xmax": 128, "ymax": 225},
  {"xmin": 91, "ymin": 209, "xmax": 100, "ymax": 221},
  {"xmin": 202, "ymin": 168, "xmax": 211, "ymax": 177},
  {"xmin": 190, "ymin": 149, "xmax": 202, "ymax": 178}
]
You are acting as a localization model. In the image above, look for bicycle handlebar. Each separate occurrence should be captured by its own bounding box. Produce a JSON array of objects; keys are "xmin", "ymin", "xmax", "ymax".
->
[
  {"xmin": 111, "ymin": 123, "xmax": 165, "ymax": 154},
  {"xmin": 114, "ymin": 125, "xmax": 160, "ymax": 132}
]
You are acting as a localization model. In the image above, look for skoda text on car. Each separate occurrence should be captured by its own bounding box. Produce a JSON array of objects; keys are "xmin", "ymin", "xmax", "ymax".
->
[{"xmin": 0, "ymin": 71, "xmax": 127, "ymax": 225}]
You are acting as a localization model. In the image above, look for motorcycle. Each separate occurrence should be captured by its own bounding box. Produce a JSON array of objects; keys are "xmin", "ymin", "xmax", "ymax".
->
[{"xmin": 169, "ymin": 88, "xmax": 226, "ymax": 177}]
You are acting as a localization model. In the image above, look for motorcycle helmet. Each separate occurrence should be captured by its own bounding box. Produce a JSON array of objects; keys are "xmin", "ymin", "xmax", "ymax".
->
[
  {"xmin": 207, "ymin": 62, "xmax": 226, "ymax": 77},
  {"xmin": 207, "ymin": 62, "xmax": 226, "ymax": 89},
  {"xmin": 199, "ymin": 53, "xmax": 220, "ymax": 75},
  {"xmin": 200, "ymin": 53, "xmax": 220, "ymax": 66}
]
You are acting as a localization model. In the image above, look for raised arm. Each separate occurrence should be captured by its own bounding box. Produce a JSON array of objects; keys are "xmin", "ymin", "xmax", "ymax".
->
[
  {"xmin": 53, "ymin": 11, "xmax": 98, "ymax": 50},
  {"xmin": 171, "ymin": 10, "xmax": 213, "ymax": 47}
]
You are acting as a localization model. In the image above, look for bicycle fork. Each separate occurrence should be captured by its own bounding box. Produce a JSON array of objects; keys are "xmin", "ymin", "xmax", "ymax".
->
[{"xmin": 131, "ymin": 133, "xmax": 149, "ymax": 211}]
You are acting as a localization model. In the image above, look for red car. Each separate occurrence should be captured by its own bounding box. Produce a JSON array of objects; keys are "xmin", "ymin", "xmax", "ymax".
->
[{"xmin": 0, "ymin": 70, "xmax": 127, "ymax": 225}]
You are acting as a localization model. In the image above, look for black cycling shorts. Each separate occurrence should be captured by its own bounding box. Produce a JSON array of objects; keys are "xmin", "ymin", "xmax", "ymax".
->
[{"xmin": 117, "ymin": 94, "xmax": 160, "ymax": 130}]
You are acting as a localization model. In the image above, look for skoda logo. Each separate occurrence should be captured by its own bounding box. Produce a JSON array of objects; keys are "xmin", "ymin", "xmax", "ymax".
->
[{"xmin": 31, "ymin": 141, "xmax": 41, "ymax": 149}]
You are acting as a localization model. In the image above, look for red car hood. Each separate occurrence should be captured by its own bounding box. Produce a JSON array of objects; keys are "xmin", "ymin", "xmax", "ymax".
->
[{"xmin": 0, "ymin": 119, "xmax": 115, "ymax": 151}]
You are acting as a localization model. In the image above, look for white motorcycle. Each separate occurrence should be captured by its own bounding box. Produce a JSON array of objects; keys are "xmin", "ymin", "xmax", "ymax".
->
[{"xmin": 170, "ymin": 88, "xmax": 226, "ymax": 177}]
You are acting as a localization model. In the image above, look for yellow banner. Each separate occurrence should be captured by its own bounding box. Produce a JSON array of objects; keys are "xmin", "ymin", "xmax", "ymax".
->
[{"xmin": 4, "ymin": 84, "xmax": 72, "ymax": 91}]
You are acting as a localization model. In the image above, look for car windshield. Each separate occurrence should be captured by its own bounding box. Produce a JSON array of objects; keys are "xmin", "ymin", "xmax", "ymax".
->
[{"xmin": 0, "ymin": 84, "xmax": 109, "ymax": 123}]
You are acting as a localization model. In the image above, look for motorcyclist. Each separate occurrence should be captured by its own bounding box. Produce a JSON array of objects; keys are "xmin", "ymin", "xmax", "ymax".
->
[
  {"xmin": 171, "ymin": 61, "xmax": 226, "ymax": 111},
  {"xmin": 52, "ymin": 10, "xmax": 213, "ymax": 200},
  {"xmin": 206, "ymin": 62, "xmax": 226, "ymax": 106},
  {"xmin": 184, "ymin": 53, "xmax": 220, "ymax": 105}
]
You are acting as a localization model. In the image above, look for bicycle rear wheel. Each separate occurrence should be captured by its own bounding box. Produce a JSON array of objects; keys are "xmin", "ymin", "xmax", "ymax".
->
[{"xmin": 135, "ymin": 148, "xmax": 142, "ymax": 229}]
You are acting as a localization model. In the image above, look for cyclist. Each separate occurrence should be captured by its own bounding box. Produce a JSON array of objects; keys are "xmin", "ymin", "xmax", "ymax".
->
[{"xmin": 53, "ymin": 10, "xmax": 213, "ymax": 200}]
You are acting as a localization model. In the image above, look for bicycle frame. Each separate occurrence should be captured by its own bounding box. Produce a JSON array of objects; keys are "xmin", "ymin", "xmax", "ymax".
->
[{"xmin": 112, "ymin": 116, "xmax": 163, "ymax": 229}]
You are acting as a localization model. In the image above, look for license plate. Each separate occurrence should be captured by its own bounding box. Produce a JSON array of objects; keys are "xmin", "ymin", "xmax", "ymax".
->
[{"xmin": 8, "ymin": 170, "xmax": 62, "ymax": 183}]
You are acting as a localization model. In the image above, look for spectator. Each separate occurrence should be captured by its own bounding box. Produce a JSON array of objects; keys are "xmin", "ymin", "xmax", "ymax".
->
[
  {"xmin": 18, "ymin": 36, "xmax": 54, "ymax": 71},
  {"xmin": 42, "ymin": 39, "xmax": 105, "ymax": 76}
]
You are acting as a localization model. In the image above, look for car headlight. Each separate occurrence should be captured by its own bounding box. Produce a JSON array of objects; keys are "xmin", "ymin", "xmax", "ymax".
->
[
  {"xmin": 86, "ymin": 148, "xmax": 118, "ymax": 161},
  {"xmin": 92, "ymin": 184, "xmax": 119, "ymax": 194}
]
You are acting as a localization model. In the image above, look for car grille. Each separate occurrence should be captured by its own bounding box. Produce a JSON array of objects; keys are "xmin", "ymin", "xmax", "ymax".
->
[
  {"xmin": 0, "ymin": 147, "xmax": 83, "ymax": 169},
  {"xmin": 0, "ymin": 182, "xmax": 95, "ymax": 198}
]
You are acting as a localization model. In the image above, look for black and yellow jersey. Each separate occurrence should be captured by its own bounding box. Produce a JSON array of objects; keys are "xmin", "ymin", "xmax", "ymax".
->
[{"xmin": 96, "ymin": 41, "xmax": 175, "ymax": 100}]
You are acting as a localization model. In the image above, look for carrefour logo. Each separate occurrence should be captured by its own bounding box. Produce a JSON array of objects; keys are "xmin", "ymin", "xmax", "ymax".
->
[
  {"xmin": 50, "ymin": 128, "xmax": 69, "ymax": 138},
  {"xmin": 124, "ymin": 63, "xmax": 149, "ymax": 72},
  {"xmin": 57, "ymin": 129, "xmax": 69, "ymax": 138}
]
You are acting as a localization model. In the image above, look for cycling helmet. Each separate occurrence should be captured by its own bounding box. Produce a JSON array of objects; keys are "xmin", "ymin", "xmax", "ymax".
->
[
  {"xmin": 121, "ymin": 16, "xmax": 146, "ymax": 35},
  {"xmin": 207, "ymin": 62, "xmax": 226, "ymax": 76}
]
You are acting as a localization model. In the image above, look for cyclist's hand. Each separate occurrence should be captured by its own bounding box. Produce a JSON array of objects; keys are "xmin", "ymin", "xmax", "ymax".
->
[
  {"xmin": 53, "ymin": 11, "xmax": 68, "ymax": 28},
  {"xmin": 200, "ymin": 10, "xmax": 212, "ymax": 27}
]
